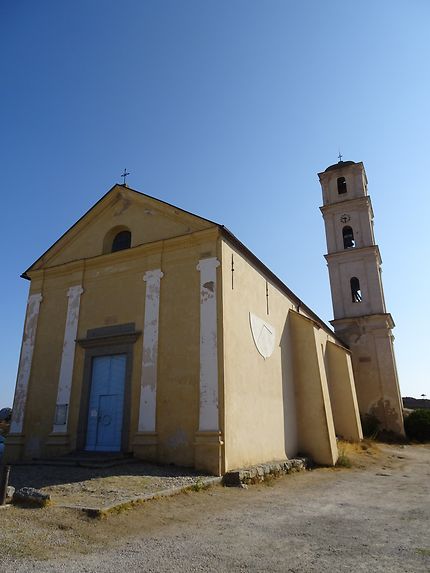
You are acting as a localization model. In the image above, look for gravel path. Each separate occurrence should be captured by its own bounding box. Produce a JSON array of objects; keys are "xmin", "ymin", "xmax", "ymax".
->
[{"xmin": 1, "ymin": 444, "xmax": 429, "ymax": 572}]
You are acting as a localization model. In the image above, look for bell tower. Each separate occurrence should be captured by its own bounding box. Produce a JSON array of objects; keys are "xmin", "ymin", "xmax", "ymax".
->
[{"xmin": 318, "ymin": 159, "xmax": 404, "ymax": 435}]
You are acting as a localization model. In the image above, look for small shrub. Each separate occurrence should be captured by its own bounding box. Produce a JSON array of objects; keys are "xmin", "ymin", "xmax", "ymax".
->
[
  {"xmin": 336, "ymin": 442, "xmax": 352, "ymax": 468},
  {"xmin": 191, "ymin": 478, "xmax": 206, "ymax": 492},
  {"xmin": 404, "ymin": 409, "xmax": 430, "ymax": 442},
  {"xmin": 336, "ymin": 450, "xmax": 352, "ymax": 468}
]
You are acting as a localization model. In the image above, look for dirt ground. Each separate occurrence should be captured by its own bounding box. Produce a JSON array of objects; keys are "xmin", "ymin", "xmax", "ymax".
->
[
  {"xmin": 8, "ymin": 461, "xmax": 208, "ymax": 509},
  {"xmin": 1, "ymin": 443, "xmax": 429, "ymax": 572}
]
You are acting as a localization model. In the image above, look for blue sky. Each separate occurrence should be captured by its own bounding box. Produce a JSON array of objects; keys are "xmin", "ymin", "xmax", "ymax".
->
[{"xmin": 1, "ymin": 0, "xmax": 429, "ymax": 406}]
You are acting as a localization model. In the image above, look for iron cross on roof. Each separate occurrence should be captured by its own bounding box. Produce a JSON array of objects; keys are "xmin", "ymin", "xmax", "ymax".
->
[
  {"xmin": 121, "ymin": 169, "xmax": 130, "ymax": 186},
  {"xmin": 338, "ymin": 151, "xmax": 343, "ymax": 162}
]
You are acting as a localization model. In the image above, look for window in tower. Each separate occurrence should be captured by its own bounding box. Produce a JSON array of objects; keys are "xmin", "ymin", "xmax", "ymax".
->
[
  {"xmin": 111, "ymin": 230, "xmax": 131, "ymax": 252},
  {"xmin": 337, "ymin": 177, "xmax": 347, "ymax": 194},
  {"xmin": 350, "ymin": 277, "xmax": 362, "ymax": 303},
  {"xmin": 342, "ymin": 226, "xmax": 355, "ymax": 249}
]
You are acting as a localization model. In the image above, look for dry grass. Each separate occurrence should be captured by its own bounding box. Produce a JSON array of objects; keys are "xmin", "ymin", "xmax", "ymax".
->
[
  {"xmin": 0, "ymin": 487, "xmax": 220, "ymax": 561},
  {"xmin": 336, "ymin": 439, "xmax": 381, "ymax": 469}
]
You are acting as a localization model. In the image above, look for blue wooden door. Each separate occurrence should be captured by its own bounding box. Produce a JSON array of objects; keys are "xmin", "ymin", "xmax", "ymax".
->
[{"xmin": 85, "ymin": 354, "xmax": 126, "ymax": 452}]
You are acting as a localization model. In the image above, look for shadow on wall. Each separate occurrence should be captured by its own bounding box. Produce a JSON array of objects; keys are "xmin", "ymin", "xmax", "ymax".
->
[
  {"xmin": 280, "ymin": 314, "xmax": 299, "ymax": 459},
  {"xmin": 371, "ymin": 398, "xmax": 403, "ymax": 437}
]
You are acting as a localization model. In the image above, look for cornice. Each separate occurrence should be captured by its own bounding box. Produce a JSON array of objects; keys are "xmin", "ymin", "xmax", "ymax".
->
[
  {"xmin": 27, "ymin": 260, "xmax": 85, "ymax": 282},
  {"xmin": 331, "ymin": 313, "xmax": 395, "ymax": 330},
  {"xmin": 320, "ymin": 195, "xmax": 374, "ymax": 218},
  {"xmin": 77, "ymin": 330, "xmax": 142, "ymax": 349},
  {"xmin": 324, "ymin": 244, "xmax": 381, "ymax": 264},
  {"xmin": 318, "ymin": 161, "xmax": 366, "ymax": 181},
  {"xmin": 26, "ymin": 227, "xmax": 219, "ymax": 280}
]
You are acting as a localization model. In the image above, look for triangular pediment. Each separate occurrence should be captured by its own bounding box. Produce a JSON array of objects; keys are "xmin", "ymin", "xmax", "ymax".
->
[{"xmin": 24, "ymin": 185, "xmax": 218, "ymax": 275}]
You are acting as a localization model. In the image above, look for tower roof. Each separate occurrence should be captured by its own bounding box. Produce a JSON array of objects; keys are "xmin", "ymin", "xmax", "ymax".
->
[{"xmin": 325, "ymin": 160, "xmax": 356, "ymax": 172}]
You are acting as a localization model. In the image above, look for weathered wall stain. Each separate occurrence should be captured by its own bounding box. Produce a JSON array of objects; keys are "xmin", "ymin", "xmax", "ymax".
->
[
  {"xmin": 371, "ymin": 398, "xmax": 402, "ymax": 435},
  {"xmin": 113, "ymin": 195, "xmax": 132, "ymax": 216},
  {"xmin": 166, "ymin": 428, "xmax": 188, "ymax": 449},
  {"xmin": 203, "ymin": 281, "xmax": 214, "ymax": 293}
]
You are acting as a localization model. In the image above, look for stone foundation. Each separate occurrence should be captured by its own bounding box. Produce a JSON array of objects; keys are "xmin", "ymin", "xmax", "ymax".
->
[{"xmin": 222, "ymin": 457, "xmax": 310, "ymax": 487}]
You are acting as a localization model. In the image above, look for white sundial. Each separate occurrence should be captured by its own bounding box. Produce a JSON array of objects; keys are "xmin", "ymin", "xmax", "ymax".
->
[{"xmin": 249, "ymin": 313, "xmax": 276, "ymax": 359}]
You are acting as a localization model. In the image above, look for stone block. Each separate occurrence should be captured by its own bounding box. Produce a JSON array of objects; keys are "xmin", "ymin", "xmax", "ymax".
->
[{"xmin": 12, "ymin": 487, "xmax": 51, "ymax": 507}]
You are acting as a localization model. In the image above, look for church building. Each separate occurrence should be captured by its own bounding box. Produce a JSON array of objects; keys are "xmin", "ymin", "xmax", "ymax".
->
[{"xmin": 7, "ymin": 161, "xmax": 396, "ymax": 476}]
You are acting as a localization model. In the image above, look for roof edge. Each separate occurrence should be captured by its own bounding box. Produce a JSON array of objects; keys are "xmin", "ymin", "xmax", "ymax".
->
[{"xmin": 219, "ymin": 226, "xmax": 347, "ymax": 347}]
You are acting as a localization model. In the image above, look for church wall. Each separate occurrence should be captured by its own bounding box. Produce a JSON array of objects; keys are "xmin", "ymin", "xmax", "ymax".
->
[
  {"xmin": 325, "ymin": 341, "xmax": 362, "ymax": 441},
  {"xmin": 220, "ymin": 240, "xmax": 299, "ymax": 471},
  {"xmin": 68, "ymin": 256, "xmax": 146, "ymax": 455},
  {"xmin": 22, "ymin": 273, "xmax": 70, "ymax": 459},
  {"xmin": 220, "ymin": 239, "xmax": 360, "ymax": 471},
  {"xmin": 155, "ymin": 246, "xmax": 203, "ymax": 468},
  {"xmin": 14, "ymin": 256, "xmax": 146, "ymax": 460},
  {"xmin": 8, "ymin": 229, "xmax": 223, "ymax": 472},
  {"xmin": 288, "ymin": 312, "xmax": 338, "ymax": 466}
]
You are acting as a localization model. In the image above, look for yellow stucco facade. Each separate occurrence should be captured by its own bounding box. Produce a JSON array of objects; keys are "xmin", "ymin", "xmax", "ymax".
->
[{"xmin": 7, "ymin": 184, "xmax": 363, "ymax": 475}]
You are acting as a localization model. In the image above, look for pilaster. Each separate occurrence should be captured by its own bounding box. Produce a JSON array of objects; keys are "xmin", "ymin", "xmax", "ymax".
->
[
  {"xmin": 196, "ymin": 257, "xmax": 220, "ymax": 432},
  {"xmin": 9, "ymin": 293, "xmax": 43, "ymax": 438},
  {"xmin": 194, "ymin": 257, "xmax": 223, "ymax": 475},
  {"xmin": 134, "ymin": 268, "xmax": 163, "ymax": 460},
  {"xmin": 50, "ymin": 285, "xmax": 84, "ymax": 438}
]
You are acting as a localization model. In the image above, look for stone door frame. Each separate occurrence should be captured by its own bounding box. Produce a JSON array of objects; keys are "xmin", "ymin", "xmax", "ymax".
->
[{"xmin": 76, "ymin": 323, "xmax": 141, "ymax": 453}]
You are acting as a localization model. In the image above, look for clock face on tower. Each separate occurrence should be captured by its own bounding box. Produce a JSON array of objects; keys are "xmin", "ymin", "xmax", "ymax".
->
[{"xmin": 340, "ymin": 214, "xmax": 350, "ymax": 224}]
